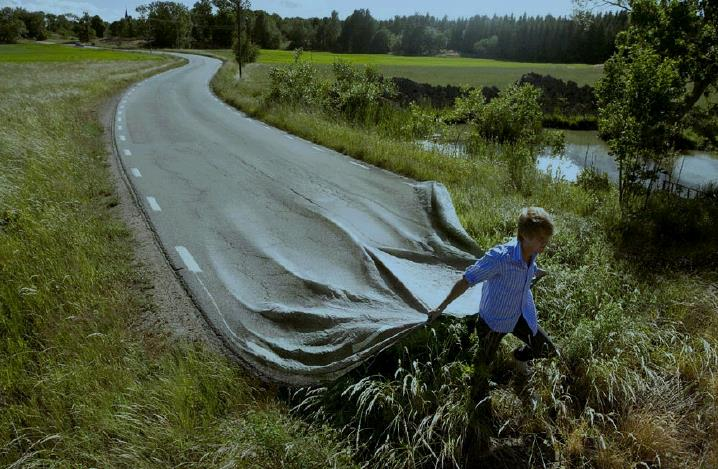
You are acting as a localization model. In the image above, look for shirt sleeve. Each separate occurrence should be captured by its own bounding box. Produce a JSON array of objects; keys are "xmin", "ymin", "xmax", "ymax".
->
[{"xmin": 463, "ymin": 247, "xmax": 502, "ymax": 286}]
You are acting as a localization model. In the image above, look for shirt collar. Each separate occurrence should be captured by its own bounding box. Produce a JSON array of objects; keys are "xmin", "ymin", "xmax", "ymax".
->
[{"xmin": 512, "ymin": 237, "xmax": 535, "ymax": 267}]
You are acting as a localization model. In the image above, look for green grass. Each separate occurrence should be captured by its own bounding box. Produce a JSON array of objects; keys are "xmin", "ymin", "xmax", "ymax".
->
[
  {"xmin": 203, "ymin": 48, "xmax": 603, "ymax": 88},
  {"xmin": 0, "ymin": 43, "xmax": 161, "ymax": 62},
  {"xmin": 212, "ymin": 58, "xmax": 718, "ymax": 467},
  {"xmin": 0, "ymin": 48, "xmax": 355, "ymax": 466}
]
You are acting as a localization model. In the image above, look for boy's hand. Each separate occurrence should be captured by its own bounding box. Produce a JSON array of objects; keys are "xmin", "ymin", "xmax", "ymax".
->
[
  {"xmin": 535, "ymin": 268, "xmax": 548, "ymax": 281},
  {"xmin": 426, "ymin": 308, "xmax": 443, "ymax": 324}
]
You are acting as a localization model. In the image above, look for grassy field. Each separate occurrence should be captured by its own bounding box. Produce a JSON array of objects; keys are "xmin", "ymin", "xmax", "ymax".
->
[
  {"xmin": 0, "ymin": 45, "xmax": 354, "ymax": 467},
  {"xmin": 212, "ymin": 58, "xmax": 718, "ymax": 467},
  {"xmin": 204, "ymin": 49, "xmax": 603, "ymax": 88},
  {"xmin": 0, "ymin": 43, "xmax": 160, "ymax": 62}
]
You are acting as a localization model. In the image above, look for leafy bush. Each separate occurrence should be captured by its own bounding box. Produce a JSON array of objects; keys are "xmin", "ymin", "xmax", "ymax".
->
[
  {"xmin": 266, "ymin": 50, "xmax": 327, "ymax": 109},
  {"xmin": 576, "ymin": 167, "xmax": 611, "ymax": 194},
  {"xmin": 326, "ymin": 60, "xmax": 397, "ymax": 122},
  {"xmin": 401, "ymin": 102, "xmax": 447, "ymax": 139},
  {"xmin": 451, "ymin": 84, "xmax": 565, "ymax": 192}
]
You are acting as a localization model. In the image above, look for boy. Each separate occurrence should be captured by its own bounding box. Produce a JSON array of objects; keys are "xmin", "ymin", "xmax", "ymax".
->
[{"xmin": 428, "ymin": 207, "xmax": 557, "ymax": 371}]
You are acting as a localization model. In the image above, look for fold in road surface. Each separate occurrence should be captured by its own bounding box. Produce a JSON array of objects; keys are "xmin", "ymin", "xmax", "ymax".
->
[{"xmin": 115, "ymin": 54, "xmax": 485, "ymax": 385}]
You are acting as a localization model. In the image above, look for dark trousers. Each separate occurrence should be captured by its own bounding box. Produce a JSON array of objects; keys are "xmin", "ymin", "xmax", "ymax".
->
[
  {"xmin": 463, "ymin": 315, "xmax": 556, "ymax": 460},
  {"xmin": 469, "ymin": 314, "xmax": 557, "ymax": 364}
]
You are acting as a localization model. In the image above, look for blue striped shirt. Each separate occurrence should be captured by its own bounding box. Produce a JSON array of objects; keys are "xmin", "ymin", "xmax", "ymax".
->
[{"xmin": 463, "ymin": 238, "xmax": 539, "ymax": 335}]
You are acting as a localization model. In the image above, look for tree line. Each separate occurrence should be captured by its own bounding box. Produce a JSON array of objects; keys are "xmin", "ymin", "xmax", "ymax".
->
[
  {"xmin": 1, "ymin": 3, "xmax": 626, "ymax": 64},
  {"xmin": 0, "ymin": 8, "xmax": 108, "ymax": 43}
]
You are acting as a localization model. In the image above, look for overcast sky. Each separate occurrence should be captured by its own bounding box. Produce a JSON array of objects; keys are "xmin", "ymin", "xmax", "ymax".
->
[{"xmin": 2, "ymin": 0, "xmax": 608, "ymax": 22}]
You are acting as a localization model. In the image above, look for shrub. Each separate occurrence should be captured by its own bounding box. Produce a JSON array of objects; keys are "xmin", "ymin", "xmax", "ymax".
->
[
  {"xmin": 266, "ymin": 50, "xmax": 326, "ymax": 109},
  {"xmin": 326, "ymin": 60, "xmax": 396, "ymax": 123}
]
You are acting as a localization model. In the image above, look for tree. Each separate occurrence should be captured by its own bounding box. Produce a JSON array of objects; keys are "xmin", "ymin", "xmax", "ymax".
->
[
  {"xmin": 46, "ymin": 14, "xmax": 76, "ymax": 36},
  {"xmin": 337, "ymin": 9, "xmax": 376, "ymax": 53},
  {"xmin": 313, "ymin": 10, "xmax": 340, "ymax": 51},
  {"xmin": 0, "ymin": 8, "xmax": 25, "ymax": 44},
  {"xmin": 76, "ymin": 12, "xmax": 96, "ymax": 42},
  {"xmin": 137, "ymin": 2, "xmax": 192, "ymax": 48},
  {"xmin": 473, "ymin": 35, "xmax": 498, "ymax": 57},
  {"xmin": 16, "ymin": 9, "xmax": 46, "ymax": 40},
  {"xmin": 583, "ymin": 0, "xmax": 718, "ymax": 213},
  {"xmin": 191, "ymin": 0, "xmax": 213, "ymax": 48},
  {"xmin": 90, "ymin": 15, "xmax": 106, "ymax": 39},
  {"xmin": 368, "ymin": 28, "xmax": 392, "ymax": 53},
  {"xmin": 252, "ymin": 10, "xmax": 281, "ymax": 49}
]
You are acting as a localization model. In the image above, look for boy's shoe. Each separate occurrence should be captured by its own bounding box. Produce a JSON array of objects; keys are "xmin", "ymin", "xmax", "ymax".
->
[{"xmin": 513, "ymin": 358, "xmax": 531, "ymax": 377}]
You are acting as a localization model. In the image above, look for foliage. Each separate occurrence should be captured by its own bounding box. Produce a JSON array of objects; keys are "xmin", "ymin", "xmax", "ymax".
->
[
  {"xmin": 0, "ymin": 8, "xmax": 26, "ymax": 44},
  {"xmin": 15, "ymin": 9, "xmax": 46, "ymax": 40},
  {"xmin": 336, "ymin": 9, "xmax": 377, "ymax": 53},
  {"xmin": 235, "ymin": 29, "xmax": 259, "ymax": 64},
  {"xmin": 266, "ymin": 52, "xmax": 396, "ymax": 126},
  {"xmin": 252, "ymin": 10, "xmax": 282, "ymax": 49},
  {"xmin": 402, "ymin": 102, "xmax": 447, "ymax": 139},
  {"xmin": 391, "ymin": 17, "xmax": 447, "ymax": 56},
  {"xmin": 76, "ymin": 12, "xmax": 96, "ymax": 43},
  {"xmin": 90, "ymin": 15, "xmax": 106, "ymax": 39},
  {"xmin": 326, "ymin": 60, "xmax": 396, "ymax": 120},
  {"xmin": 452, "ymin": 83, "xmax": 565, "ymax": 191},
  {"xmin": 593, "ymin": 0, "xmax": 718, "ymax": 216},
  {"xmin": 137, "ymin": 1, "xmax": 192, "ymax": 48},
  {"xmin": 266, "ymin": 49, "xmax": 327, "ymax": 108}
]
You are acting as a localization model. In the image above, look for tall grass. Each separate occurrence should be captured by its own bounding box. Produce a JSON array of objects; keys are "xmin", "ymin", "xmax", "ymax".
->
[
  {"xmin": 0, "ymin": 51, "xmax": 355, "ymax": 467},
  {"xmin": 212, "ymin": 57, "xmax": 718, "ymax": 467}
]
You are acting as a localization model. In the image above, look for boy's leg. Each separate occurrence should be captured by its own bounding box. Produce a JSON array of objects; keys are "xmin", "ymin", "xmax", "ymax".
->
[
  {"xmin": 511, "ymin": 315, "xmax": 557, "ymax": 361},
  {"xmin": 465, "ymin": 316, "xmax": 505, "ymax": 459}
]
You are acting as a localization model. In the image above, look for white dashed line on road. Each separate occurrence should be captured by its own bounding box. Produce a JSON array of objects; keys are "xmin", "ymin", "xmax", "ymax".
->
[
  {"xmin": 119, "ymin": 135, "xmax": 126, "ymax": 141},
  {"xmin": 285, "ymin": 135, "xmax": 295, "ymax": 140},
  {"xmin": 146, "ymin": 196, "xmax": 161, "ymax": 212},
  {"xmin": 123, "ymin": 149, "xmax": 132, "ymax": 156},
  {"xmin": 131, "ymin": 168, "xmax": 142, "ymax": 178},
  {"xmin": 349, "ymin": 161, "xmax": 368, "ymax": 169},
  {"xmin": 117, "ymin": 125, "xmax": 123, "ymax": 131},
  {"xmin": 175, "ymin": 246, "xmax": 202, "ymax": 272},
  {"xmin": 312, "ymin": 145, "xmax": 325, "ymax": 152}
]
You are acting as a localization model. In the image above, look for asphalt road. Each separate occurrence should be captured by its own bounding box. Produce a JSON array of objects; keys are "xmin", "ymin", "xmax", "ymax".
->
[{"xmin": 114, "ymin": 53, "xmax": 484, "ymax": 384}]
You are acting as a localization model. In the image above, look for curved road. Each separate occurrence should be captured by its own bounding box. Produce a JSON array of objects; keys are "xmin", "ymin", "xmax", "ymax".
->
[{"xmin": 114, "ymin": 53, "xmax": 485, "ymax": 384}]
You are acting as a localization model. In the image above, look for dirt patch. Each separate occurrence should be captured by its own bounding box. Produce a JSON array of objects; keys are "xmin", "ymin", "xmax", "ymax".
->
[{"xmin": 100, "ymin": 85, "xmax": 224, "ymax": 354}]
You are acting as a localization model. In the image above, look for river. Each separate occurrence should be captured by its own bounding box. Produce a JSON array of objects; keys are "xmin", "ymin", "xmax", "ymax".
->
[
  {"xmin": 420, "ymin": 130, "xmax": 718, "ymax": 192},
  {"xmin": 537, "ymin": 131, "xmax": 718, "ymax": 191}
]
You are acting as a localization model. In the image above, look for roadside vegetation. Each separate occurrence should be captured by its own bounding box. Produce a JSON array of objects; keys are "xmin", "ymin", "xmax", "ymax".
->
[
  {"xmin": 211, "ymin": 30, "xmax": 718, "ymax": 468},
  {"xmin": 0, "ymin": 44, "xmax": 354, "ymax": 467}
]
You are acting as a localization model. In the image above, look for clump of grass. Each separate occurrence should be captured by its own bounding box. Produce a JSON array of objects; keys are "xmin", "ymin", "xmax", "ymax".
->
[
  {"xmin": 212, "ymin": 56, "xmax": 718, "ymax": 467},
  {"xmin": 0, "ymin": 50, "xmax": 355, "ymax": 467}
]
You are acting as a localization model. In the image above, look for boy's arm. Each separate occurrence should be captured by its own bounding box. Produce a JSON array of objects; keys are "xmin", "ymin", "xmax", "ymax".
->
[{"xmin": 427, "ymin": 277, "xmax": 469, "ymax": 323}]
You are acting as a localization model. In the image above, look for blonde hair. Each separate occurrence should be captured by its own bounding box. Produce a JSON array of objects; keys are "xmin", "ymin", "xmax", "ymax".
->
[{"xmin": 518, "ymin": 207, "xmax": 554, "ymax": 240}]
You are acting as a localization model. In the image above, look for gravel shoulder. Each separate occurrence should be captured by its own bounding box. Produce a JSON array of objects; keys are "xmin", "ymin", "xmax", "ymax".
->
[{"xmin": 100, "ymin": 87, "xmax": 225, "ymax": 354}]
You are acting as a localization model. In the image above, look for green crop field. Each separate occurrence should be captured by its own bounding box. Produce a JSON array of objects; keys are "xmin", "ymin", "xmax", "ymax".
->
[
  {"xmin": 0, "ymin": 43, "xmax": 161, "ymax": 62},
  {"xmin": 185, "ymin": 49, "xmax": 603, "ymax": 88},
  {"xmin": 254, "ymin": 49, "xmax": 604, "ymax": 88}
]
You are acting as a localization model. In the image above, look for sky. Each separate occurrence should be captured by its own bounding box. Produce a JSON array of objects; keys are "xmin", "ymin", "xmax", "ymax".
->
[{"xmin": 3, "ymin": 0, "xmax": 604, "ymax": 22}]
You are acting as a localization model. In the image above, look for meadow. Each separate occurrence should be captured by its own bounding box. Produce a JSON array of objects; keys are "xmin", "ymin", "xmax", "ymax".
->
[
  {"xmin": 0, "ymin": 43, "xmax": 160, "ymax": 62},
  {"xmin": 205, "ymin": 48, "xmax": 603, "ymax": 88},
  {"xmin": 211, "ymin": 57, "xmax": 718, "ymax": 467},
  {"xmin": 0, "ymin": 45, "xmax": 354, "ymax": 467}
]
